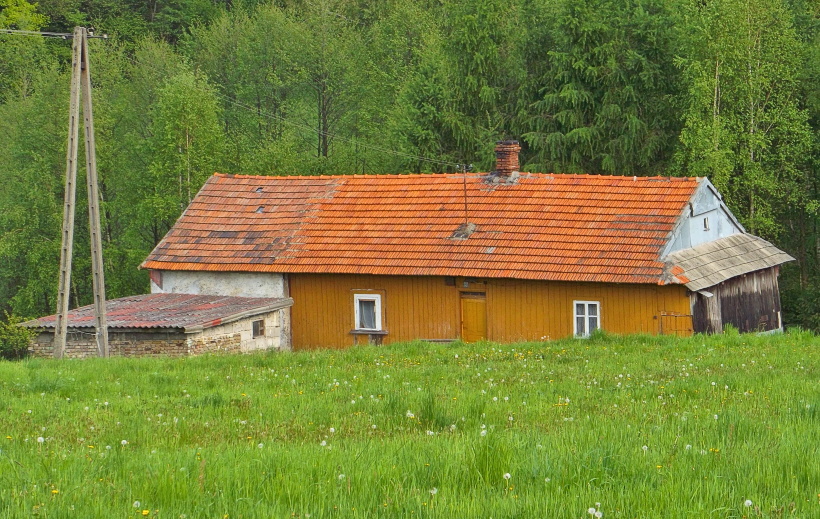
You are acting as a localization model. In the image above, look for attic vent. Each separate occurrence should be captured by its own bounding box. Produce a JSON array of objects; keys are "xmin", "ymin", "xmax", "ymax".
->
[
  {"xmin": 256, "ymin": 206, "xmax": 264, "ymax": 213},
  {"xmin": 449, "ymin": 222, "xmax": 476, "ymax": 240},
  {"xmin": 255, "ymin": 187, "xmax": 263, "ymax": 193}
]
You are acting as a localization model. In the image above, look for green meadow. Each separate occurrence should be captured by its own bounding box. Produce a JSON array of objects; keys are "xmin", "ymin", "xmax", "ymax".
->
[{"xmin": 1, "ymin": 331, "xmax": 818, "ymax": 518}]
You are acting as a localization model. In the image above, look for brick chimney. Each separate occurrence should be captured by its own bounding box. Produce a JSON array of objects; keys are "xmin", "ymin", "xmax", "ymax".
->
[{"xmin": 494, "ymin": 140, "xmax": 521, "ymax": 178}]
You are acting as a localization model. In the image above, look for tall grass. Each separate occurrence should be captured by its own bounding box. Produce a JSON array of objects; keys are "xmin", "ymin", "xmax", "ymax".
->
[{"xmin": 1, "ymin": 332, "xmax": 818, "ymax": 518}]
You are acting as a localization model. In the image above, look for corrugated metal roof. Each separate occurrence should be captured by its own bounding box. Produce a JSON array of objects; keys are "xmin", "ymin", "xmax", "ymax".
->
[
  {"xmin": 141, "ymin": 172, "xmax": 702, "ymax": 284},
  {"xmin": 664, "ymin": 234, "xmax": 795, "ymax": 291},
  {"xmin": 23, "ymin": 293, "xmax": 293, "ymax": 333}
]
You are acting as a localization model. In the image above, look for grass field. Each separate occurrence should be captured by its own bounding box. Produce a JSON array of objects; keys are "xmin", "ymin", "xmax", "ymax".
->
[{"xmin": 1, "ymin": 331, "xmax": 818, "ymax": 518}]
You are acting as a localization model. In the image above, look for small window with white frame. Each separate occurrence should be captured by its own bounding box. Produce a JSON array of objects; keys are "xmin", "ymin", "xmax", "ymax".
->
[
  {"xmin": 354, "ymin": 294, "xmax": 382, "ymax": 331},
  {"xmin": 574, "ymin": 301, "xmax": 600, "ymax": 338}
]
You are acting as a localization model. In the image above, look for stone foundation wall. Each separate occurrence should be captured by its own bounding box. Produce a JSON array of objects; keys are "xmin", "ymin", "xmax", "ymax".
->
[
  {"xmin": 28, "ymin": 331, "xmax": 189, "ymax": 359},
  {"xmin": 29, "ymin": 330, "xmax": 241, "ymax": 359},
  {"xmin": 187, "ymin": 333, "xmax": 242, "ymax": 355}
]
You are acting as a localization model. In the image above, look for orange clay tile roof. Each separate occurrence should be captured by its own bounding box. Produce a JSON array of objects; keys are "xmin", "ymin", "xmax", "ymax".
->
[{"xmin": 141, "ymin": 172, "xmax": 701, "ymax": 284}]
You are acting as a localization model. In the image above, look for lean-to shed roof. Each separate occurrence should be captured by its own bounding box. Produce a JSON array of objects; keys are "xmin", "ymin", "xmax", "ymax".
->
[{"xmin": 663, "ymin": 234, "xmax": 795, "ymax": 291}]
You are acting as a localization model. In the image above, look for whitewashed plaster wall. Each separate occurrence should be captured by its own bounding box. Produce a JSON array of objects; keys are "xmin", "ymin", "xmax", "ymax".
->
[
  {"xmin": 150, "ymin": 271, "xmax": 286, "ymax": 298},
  {"xmin": 189, "ymin": 309, "xmax": 291, "ymax": 352}
]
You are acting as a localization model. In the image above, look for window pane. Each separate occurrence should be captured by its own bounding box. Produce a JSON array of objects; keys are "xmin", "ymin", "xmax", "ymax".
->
[
  {"xmin": 589, "ymin": 316, "xmax": 598, "ymax": 331},
  {"xmin": 359, "ymin": 300, "xmax": 376, "ymax": 329},
  {"xmin": 576, "ymin": 316, "xmax": 585, "ymax": 336},
  {"xmin": 575, "ymin": 303, "xmax": 585, "ymax": 316},
  {"xmin": 588, "ymin": 304, "xmax": 598, "ymax": 317},
  {"xmin": 252, "ymin": 320, "xmax": 265, "ymax": 338}
]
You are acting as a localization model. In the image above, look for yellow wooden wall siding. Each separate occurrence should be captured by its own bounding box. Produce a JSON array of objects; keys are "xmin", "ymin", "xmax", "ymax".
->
[
  {"xmin": 486, "ymin": 280, "xmax": 691, "ymax": 342},
  {"xmin": 289, "ymin": 274, "xmax": 692, "ymax": 349},
  {"xmin": 289, "ymin": 274, "xmax": 460, "ymax": 350}
]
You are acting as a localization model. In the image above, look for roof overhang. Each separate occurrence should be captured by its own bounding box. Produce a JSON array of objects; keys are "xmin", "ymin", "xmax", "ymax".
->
[{"xmin": 663, "ymin": 234, "xmax": 794, "ymax": 291}]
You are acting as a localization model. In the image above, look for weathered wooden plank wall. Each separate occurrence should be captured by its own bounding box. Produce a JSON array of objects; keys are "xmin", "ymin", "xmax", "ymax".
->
[
  {"xmin": 289, "ymin": 274, "xmax": 692, "ymax": 349},
  {"xmin": 690, "ymin": 267, "xmax": 782, "ymax": 333}
]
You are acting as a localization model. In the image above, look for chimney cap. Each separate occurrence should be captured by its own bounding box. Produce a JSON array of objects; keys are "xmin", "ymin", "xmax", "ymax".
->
[{"xmin": 495, "ymin": 139, "xmax": 520, "ymax": 146}]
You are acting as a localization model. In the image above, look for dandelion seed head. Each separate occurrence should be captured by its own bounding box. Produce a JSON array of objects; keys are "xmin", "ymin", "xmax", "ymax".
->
[
  {"xmin": 430, "ymin": 487, "xmax": 438, "ymax": 495},
  {"xmin": 744, "ymin": 500, "xmax": 753, "ymax": 507},
  {"xmin": 37, "ymin": 437, "xmax": 44, "ymax": 443},
  {"xmin": 503, "ymin": 473, "xmax": 511, "ymax": 480},
  {"xmin": 133, "ymin": 501, "xmax": 140, "ymax": 508},
  {"xmin": 121, "ymin": 440, "xmax": 128, "ymax": 446}
]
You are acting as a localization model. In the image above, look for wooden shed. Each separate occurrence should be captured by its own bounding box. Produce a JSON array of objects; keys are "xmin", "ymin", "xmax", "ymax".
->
[
  {"xmin": 664, "ymin": 234, "xmax": 794, "ymax": 333},
  {"xmin": 141, "ymin": 142, "xmax": 794, "ymax": 349}
]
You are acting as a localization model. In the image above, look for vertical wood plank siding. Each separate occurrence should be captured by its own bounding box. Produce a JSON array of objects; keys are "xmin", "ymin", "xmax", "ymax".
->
[
  {"xmin": 690, "ymin": 267, "xmax": 782, "ymax": 334},
  {"xmin": 290, "ymin": 274, "xmax": 692, "ymax": 349}
]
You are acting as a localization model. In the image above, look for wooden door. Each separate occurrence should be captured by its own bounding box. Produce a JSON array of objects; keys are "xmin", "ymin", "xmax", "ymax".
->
[{"xmin": 461, "ymin": 292, "xmax": 487, "ymax": 342}]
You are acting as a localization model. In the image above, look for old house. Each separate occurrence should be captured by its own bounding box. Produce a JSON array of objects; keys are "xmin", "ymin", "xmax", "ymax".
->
[{"xmin": 137, "ymin": 141, "xmax": 793, "ymax": 349}]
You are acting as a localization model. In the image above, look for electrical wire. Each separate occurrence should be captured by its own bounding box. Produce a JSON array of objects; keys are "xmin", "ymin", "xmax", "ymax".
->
[
  {"xmin": 212, "ymin": 93, "xmax": 461, "ymax": 169},
  {"xmin": 1, "ymin": 28, "xmax": 108, "ymax": 39},
  {"xmin": 4, "ymin": 27, "xmax": 464, "ymax": 169}
]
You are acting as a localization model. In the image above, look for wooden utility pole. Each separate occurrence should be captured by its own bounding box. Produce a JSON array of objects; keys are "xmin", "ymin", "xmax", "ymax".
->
[{"xmin": 54, "ymin": 27, "xmax": 109, "ymax": 358}]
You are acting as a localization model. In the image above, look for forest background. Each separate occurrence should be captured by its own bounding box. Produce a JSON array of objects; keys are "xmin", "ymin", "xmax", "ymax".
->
[{"xmin": 1, "ymin": 0, "xmax": 819, "ymax": 330}]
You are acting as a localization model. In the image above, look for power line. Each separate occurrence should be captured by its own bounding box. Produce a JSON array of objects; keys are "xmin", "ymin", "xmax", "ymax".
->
[
  {"xmin": 111, "ymin": 51, "xmax": 461, "ymax": 169},
  {"xmin": 213, "ymin": 93, "xmax": 461, "ymax": 169},
  {"xmin": 1, "ymin": 28, "xmax": 108, "ymax": 39},
  {"xmin": 6, "ymin": 28, "xmax": 462, "ymax": 170}
]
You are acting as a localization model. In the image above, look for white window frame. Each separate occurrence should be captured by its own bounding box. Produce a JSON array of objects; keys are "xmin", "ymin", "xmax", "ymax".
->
[
  {"xmin": 573, "ymin": 300, "xmax": 600, "ymax": 338},
  {"xmin": 354, "ymin": 293, "xmax": 382, "ymax": 331}
]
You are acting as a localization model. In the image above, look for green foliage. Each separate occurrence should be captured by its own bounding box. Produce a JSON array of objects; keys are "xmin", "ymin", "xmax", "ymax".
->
[
  {"xmin": 674, "ymin": 0, "xmax": 813, "ymax": 238},
  {"xmin": 0, "ymin": 312, "xmax": 36, "ymax": 359},
  {"xmin": 0, "ymin": 334, "xmax": 818, "ymax": 514},
  {"xmin": 520, "ymin": 0, "xmax": 682, "ymax": 175}
]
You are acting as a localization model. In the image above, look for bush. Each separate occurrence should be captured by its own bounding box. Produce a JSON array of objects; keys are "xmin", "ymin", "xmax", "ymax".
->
[{"xmin": 0, "ymin": 312, "xmax": 36, "ymax": 360}]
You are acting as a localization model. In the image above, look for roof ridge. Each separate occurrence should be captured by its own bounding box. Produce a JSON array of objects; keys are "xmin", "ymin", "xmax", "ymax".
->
[{"xmin": 213, "ymin": 172, "xmax": 701, "ymax": 182}]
